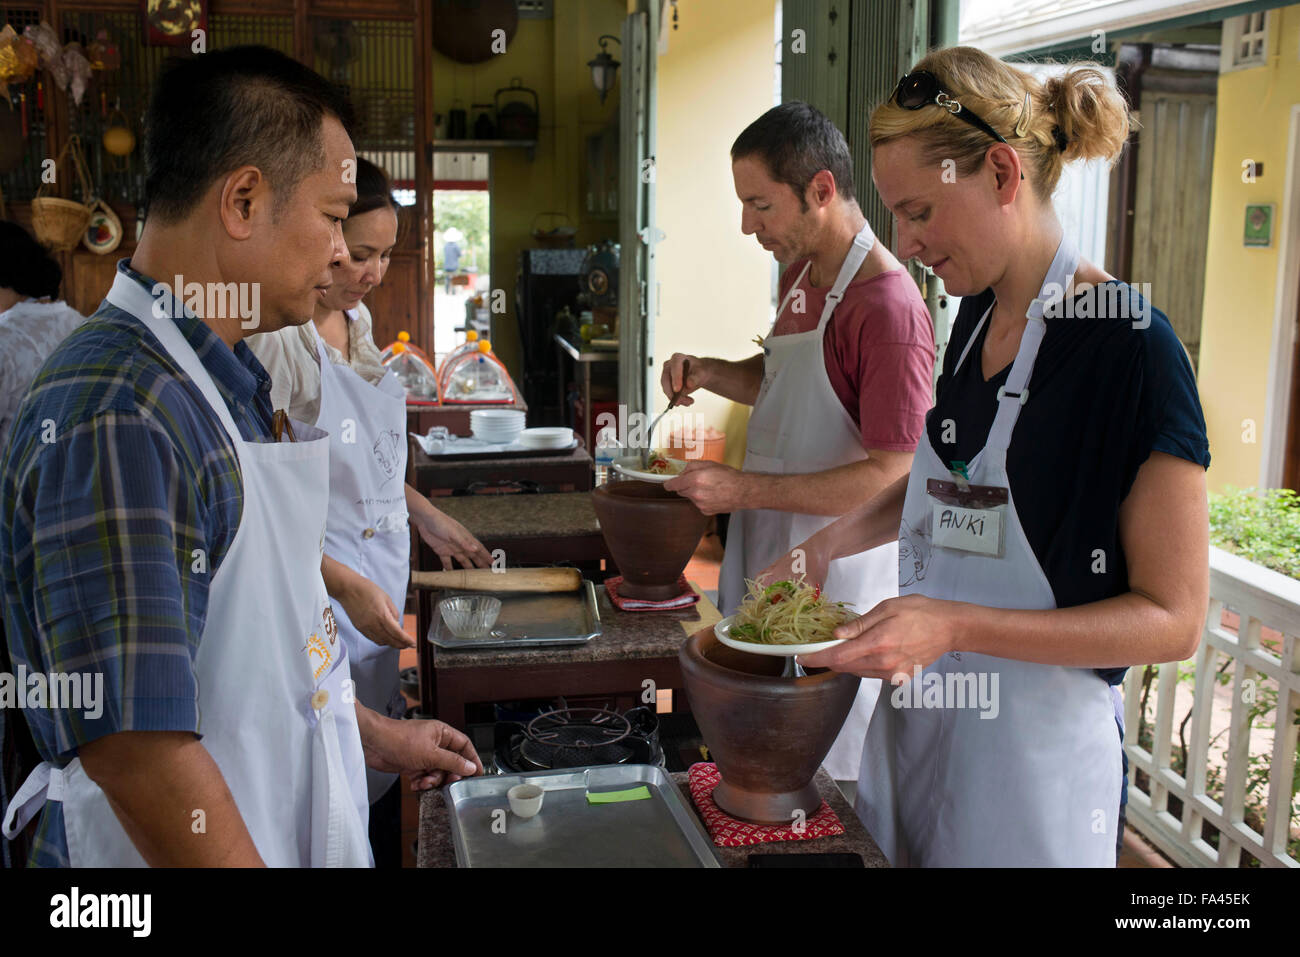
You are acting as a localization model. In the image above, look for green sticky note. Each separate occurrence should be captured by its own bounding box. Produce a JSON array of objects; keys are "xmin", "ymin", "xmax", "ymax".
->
[{"xmin": 585, "ymin": 786, "xmax": 652, "ymax": 804}]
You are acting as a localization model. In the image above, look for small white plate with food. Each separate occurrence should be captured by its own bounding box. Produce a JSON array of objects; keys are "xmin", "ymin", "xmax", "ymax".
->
[
  {"xmin": 612, "ymin": 453, "xmax": 687, "ymax": 483},
  {"xmin": 714, "ymin": 578, "xmax": 856, "ymax": 657}
]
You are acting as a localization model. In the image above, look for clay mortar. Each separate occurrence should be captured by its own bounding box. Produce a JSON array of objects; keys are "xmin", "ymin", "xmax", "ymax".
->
[
  {"xmin": 591, "ymin": 480, "xmax": 709, "ymax": 600},
  {"xmin": 679, "ymin": 627, "xmax": 861, "ymax": 823}
]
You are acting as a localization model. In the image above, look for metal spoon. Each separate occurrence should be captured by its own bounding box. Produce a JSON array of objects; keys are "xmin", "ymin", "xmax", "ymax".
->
[{"xmin": 643, "ymin": 359, "xmax": 690, "ymax": 469}]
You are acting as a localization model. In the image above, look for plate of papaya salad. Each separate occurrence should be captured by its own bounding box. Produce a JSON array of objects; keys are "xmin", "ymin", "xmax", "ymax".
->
[
  {"xmin": 612, "ymin": 453, "xmax": 686, "ymax": 483},
  {"xmin": 714, "ymin": 577, "xmax": 857, "ymax": 657}
]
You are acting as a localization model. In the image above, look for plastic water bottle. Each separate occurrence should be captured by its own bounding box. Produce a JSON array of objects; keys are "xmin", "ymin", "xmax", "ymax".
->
[{"xmin": 594, "ymin": 427, "xmax": 621, "ymax": 486}]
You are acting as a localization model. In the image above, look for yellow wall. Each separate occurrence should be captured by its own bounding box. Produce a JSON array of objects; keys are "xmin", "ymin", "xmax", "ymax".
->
[
  {"xmin": 653, "ymin": 0, "xmax": 777, "ymax": 467},
  {"xmin": 1198, "ymin": 5, "xmax": 1300, "ymax": 491},
  {"xmin": 431, "ymin": 0, "xmax": 624, "ymax": 378}
]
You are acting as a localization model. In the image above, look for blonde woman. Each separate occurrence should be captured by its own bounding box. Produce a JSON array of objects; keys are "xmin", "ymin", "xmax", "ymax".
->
[{"xmin": 760, "ymin": 47, "xmax": 1210, "ymax": 866}]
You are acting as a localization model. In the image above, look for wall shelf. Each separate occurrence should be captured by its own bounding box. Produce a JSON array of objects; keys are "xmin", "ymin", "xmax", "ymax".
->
[{"xmin": 432, "ymin": 139, "xmax": 537, "ymax": 160}]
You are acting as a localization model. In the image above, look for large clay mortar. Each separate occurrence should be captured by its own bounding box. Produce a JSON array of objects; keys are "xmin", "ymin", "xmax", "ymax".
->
[
  {"xmin": 591, "ymin": 480, "xmax": 709, "ymax": 600},
  {"xmin": 679, "ymin": 627, "xmax": 861, "ymax": 823}
]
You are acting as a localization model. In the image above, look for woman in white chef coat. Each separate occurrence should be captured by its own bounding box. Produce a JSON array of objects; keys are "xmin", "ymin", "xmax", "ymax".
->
[
  {"xmin": 250, "ymin": 159, "xmax": 491, "ymax": 867},
  {"xmin": 761, "ymin": 47, "xmax": 1211, "ymax": 866}
]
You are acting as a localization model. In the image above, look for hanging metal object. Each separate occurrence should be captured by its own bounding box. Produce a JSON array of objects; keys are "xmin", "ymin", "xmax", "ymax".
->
[{"xmin": 586, "ymin": 34, "xmax": 621, "ymax": 104}]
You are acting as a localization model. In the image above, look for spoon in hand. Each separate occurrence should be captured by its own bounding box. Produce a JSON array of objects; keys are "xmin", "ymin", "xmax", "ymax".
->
[{"xmin": 643, "ymin": 358, "xmax": 690, "ymax": 469}]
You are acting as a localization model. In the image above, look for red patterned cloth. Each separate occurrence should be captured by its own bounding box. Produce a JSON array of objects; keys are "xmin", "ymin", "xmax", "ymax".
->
[
  {"xmin": 604, "ymin": 575, "xmax": 700, "ymax": 610},
  {"xmin": 687, "ymin": 762, "xmax": 844, "ymax": 847}
]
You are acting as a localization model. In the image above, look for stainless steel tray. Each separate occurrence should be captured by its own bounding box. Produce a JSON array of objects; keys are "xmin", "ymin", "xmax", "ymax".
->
[
  {"xmin": 444, "ymin": 764, "xmax": 722, "ymax": 868},
  {"xmin": 427, "ymin": 580, "xmax": 601, "ymax": 650},
  {"xmin": 445, "ymin": 764, "xmax": 720, "ymax": 867}
]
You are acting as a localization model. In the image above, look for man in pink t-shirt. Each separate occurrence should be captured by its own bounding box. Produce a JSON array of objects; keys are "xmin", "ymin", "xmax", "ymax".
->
[{"xmin": 661, "ymin": 102, "xmax": 934, "ymax": 782}]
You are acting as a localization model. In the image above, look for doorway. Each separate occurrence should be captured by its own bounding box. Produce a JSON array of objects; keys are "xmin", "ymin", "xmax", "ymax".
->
[
  {"xmin": 1282, "ymin": 290, "xmax": 1300, "ymax": 493},
  {"xmin": 433, "ymin": 151, "xmax": 490, "ymax": 362}
]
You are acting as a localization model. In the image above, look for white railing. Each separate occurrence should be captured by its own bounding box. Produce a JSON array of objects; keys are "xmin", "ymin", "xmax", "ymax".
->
[{"xmin": 1123, "ymin": 546, "xmax": 1300, "ymax": 868}]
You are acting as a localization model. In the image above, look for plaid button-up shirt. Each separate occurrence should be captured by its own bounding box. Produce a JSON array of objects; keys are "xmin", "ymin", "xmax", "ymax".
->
[{"xmin": 1, "ymin": 260, "xmax": 276, "ymax": 866}]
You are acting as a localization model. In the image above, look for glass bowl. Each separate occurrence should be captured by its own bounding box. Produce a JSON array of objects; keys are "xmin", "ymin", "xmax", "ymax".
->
[{"xmin": 438, "ymin": 595, "xmax": 502, "ymax": 639}]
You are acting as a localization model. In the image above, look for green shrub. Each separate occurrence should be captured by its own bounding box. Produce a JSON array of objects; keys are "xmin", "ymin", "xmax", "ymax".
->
[{"xmin": 1208, "ymin": 486, "xmax": 1300, "ymax": 581}]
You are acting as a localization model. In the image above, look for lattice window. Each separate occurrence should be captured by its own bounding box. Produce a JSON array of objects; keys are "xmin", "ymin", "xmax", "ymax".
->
[
  {"xmin": 3, "ymin": 9, "xmax": 414, "ymax": 213},
  {"xmin": 1221, "ymin": 11, "xmax": 1271, "ymax": 72},
  {"xmin": 0, "ymin": 6, "xmax": 48, "ymax": 204},
  {"xmin": 312, "ymin": 17, "xmax": 416, "ymax": 195},
  {"xmin": 53, "ymin": 11, "xmax": 296, "ymax": 209}
]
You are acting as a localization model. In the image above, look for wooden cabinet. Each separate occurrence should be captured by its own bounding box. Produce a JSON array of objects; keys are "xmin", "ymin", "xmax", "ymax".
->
[{"xmin": 365, "ymin": 250, "xmax": 421, "ymax": 350}]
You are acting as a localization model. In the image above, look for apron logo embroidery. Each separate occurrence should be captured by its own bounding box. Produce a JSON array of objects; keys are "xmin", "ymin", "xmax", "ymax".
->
[
  {"xmin": 372, "ymin": 430, "xmax": 401, "ymax": 482},
  {"xmin": 899, "ymin": 520, "xmax": 930, "ymax": 587},
  {"xmin": 303, "ymin": 632, "xmax": 332, "ymax": 681},
  {"xmin": 323, "ymin": 605, "xmax": 338, "ymax": 646}
]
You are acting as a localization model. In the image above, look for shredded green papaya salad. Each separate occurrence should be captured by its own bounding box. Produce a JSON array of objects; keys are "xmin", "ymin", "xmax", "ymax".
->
[{"xmin": 728, "ymin": 578, "xmax": 855, "ymax": 645}]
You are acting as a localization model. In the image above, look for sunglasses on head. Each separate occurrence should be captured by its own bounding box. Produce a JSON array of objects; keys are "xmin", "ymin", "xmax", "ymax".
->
[{"xmin": 893, "ymin": 70, "xmax": 1024, "ymax": 180}]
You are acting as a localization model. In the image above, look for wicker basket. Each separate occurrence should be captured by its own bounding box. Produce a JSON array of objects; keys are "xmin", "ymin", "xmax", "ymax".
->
[{"xmin": 31, "ymin": 135, "xmax": 95, "ymax": 251}]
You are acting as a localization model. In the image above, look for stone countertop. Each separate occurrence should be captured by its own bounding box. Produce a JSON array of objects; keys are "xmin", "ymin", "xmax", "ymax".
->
[
  {"xmin": 417, "ymin": 766, "xmax": 888, "ymax": 868},
  {"xmin": 426, "ymin": 492, "xmax": 599, "ymax": 541},
  {"xmin": 430, "ymin": 583, "xmax": 722, "ymax": 669},
  {"xmin": 410, "ymin": 445, "xmax": 592, "ymax": 473}
]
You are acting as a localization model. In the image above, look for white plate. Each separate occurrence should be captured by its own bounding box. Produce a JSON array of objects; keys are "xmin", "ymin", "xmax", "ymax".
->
[
  {"xmin": 518, "ymin": 427, "xmax": 574, "ymax": 449},
  {"xmin": 612, "ymin": 455, "xmax": 688, "ymax": 483},
  {"xmin": 470, "ymin": 410, "xmax": 525, "ymax": 422},
  {"xmin": 713, "ymin": 615, "xmax": 847, "ymax": 657}
]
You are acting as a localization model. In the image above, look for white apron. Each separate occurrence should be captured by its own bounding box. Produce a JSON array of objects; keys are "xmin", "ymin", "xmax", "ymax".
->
[
  {"xmin": 855, "ymin": 237, "xmax": 1121, "ymax": 867},
  {"xmin": 311, "ymin": 319, "xmax": 410, "ymax": 803},
  {"xmin": 2, "ymin": 272, "xmax": 372, "ymax": 867},
  {"xmin": 717, "ymin": 222, "xmax": 897, "ymax": 781}
]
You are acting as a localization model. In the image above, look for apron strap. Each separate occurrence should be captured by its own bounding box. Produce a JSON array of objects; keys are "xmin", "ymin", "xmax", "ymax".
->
[
  {"xmin": 952, "ymin": 302, "xmax": 994, "ymax": 375},
  {"xmin": 309, "ymin": 316, "xmax": 331, "ymax": 367},
  {"xmin": 973, "ymin": 234, "xmax": 1080, "ymax": 465},
  {"xmin": 816, "ymin": 221, "xmax": 876, "ymax": 333},
  {"xmin": 771, "ymin": 260, "xmax": 812, "ymax": 330},
  {"xmin": 2, "ymin": 762, "xmax": 63, "ymax": 839},
  {"xmin": 104, "ymin": 269, "xmax": 245, "ymax": 451}
]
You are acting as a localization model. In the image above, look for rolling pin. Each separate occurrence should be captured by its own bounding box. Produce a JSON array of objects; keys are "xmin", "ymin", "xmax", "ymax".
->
[{"xmin": 409, "ymin": 567, "xmax": 582, "ymax": 593}]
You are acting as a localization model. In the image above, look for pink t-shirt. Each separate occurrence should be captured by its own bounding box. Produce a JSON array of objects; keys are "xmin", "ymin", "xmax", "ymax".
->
[{"xmin": 771, "ymin": 263, "xmax": 935, "ymax": 452}]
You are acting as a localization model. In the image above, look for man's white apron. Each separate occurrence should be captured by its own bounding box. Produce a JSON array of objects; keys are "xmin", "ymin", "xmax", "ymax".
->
[
  {"xmin": 3, "ymin": 273, "xmax": 372, "ymax": 866},
  {"xmin": 717, "ymin": 223, "xmax": 897, "ymax": 780}
]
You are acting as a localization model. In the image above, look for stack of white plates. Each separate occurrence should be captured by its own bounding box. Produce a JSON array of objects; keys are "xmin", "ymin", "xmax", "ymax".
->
[
  {"xmin": 470, "ymin": 409, "xmax": 526, "ymax": 445},
  {"xmin": 518, "ymin": 427, "xmax": 574, "ymax": 450}
]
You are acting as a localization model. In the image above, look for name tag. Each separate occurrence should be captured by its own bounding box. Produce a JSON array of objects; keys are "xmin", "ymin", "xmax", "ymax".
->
[
  {"xmin": 926, "ymin": 478, "xmax": 1009, "ymax": 558},
  {"xmin": 931, "ymin": 501, "xmax": 1002, "ymax": 555}
]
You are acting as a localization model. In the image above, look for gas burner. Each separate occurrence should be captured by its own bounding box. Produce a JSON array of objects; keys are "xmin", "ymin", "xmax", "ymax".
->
[{"xmin": 492, "ymin": 705, "xmax": 663, "ymax": 774}]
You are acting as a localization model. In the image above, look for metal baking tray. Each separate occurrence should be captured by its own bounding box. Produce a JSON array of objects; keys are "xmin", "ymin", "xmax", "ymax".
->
[
  {"xmin": 445, "ymin": 764, "xmax": 720, "ymax": 868},
  {"xmin": 427, "ymin": 580, "xmax": 601, "ymax": 650}
]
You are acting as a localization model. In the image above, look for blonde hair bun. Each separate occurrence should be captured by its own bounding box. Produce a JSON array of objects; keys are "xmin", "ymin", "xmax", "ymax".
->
[{"xmin": 1043, "ymin": 66, "xmax": 1130, "ymax": 164}]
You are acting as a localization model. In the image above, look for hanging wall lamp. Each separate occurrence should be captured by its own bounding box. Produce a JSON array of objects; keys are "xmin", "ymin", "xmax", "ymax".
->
[{"xmin": 587, "ymin": 35, "xmax": 621, "ymax": 104}]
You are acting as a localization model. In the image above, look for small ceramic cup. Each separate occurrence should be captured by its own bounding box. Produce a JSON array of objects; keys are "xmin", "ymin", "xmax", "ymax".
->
[{"xmin": 506, "ymin": 783, "xmax": 544, "ymax": 819}]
